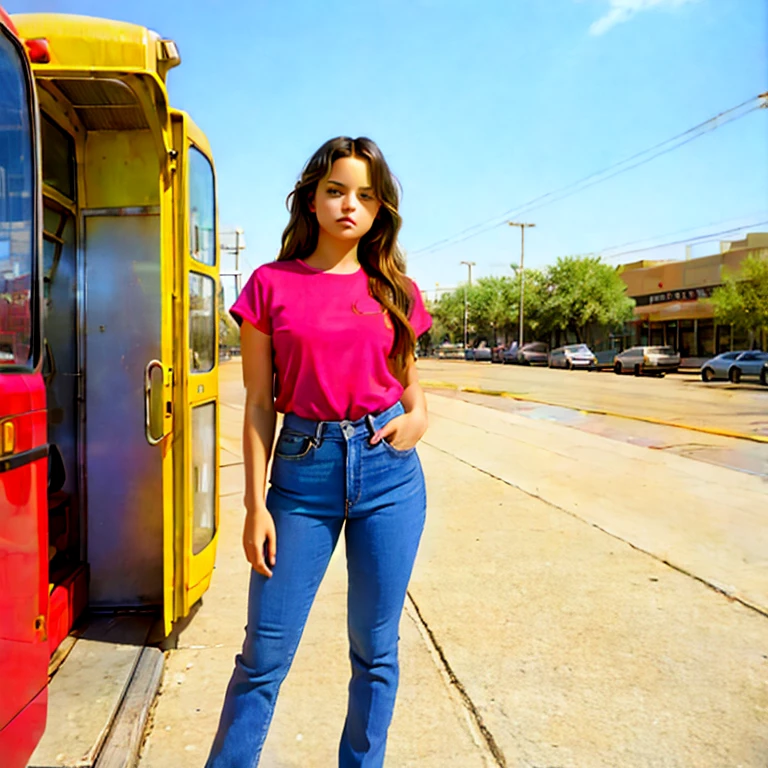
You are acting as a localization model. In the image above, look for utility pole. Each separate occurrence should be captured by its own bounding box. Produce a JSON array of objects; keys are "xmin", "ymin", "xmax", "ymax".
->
[
  {"xmin": 220, "ymin": 227, "xmax": 245, "ymax": 298},
  {"xmin": 460, "ymin": 260, "xmax": 476, "ymax": 349},
  {"xmin": 460, "ymin": 260, "xmax": 475, "ymax": 288},
  {"xmin": 508, "ymin": 222, "xmax": 535, "ymax": 348}
]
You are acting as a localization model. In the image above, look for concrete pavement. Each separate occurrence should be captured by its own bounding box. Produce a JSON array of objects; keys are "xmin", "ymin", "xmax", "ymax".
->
[
  {"xmin": 414, "ymin": 394, "xmax": 767, "ymax": 767},
  {"xmin": 139, "ymin": 362, "xmax": 768, "ymax": 767}
]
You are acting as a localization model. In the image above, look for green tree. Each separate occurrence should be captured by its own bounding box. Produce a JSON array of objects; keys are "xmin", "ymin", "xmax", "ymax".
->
[
  {"xmin": 514, "ymin": 267, "xmax": 550, "ymax": 340},
  {"xmin": 540, "ymin": 255, "xmax": 634, "ymax": 343},
  {"xmin": 469, "ymin": 276, "xmax": 517, "ymax": 343},
  {"xmin": 429, "ymin": 272, "xmax": 547, "ymax": 346},
  {"xmin": 431, "ymin": 289, "xmax": 465, "ymax": 343},
  {"xmin": 711, "ymin": 254, "xmax": 768, "ymax": 346}
]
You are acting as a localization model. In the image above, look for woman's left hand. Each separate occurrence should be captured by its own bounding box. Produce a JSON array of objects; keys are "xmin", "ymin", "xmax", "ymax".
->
[{"xmin": 370, "ymin": 411, "xmax": 427, "ymax": 451}]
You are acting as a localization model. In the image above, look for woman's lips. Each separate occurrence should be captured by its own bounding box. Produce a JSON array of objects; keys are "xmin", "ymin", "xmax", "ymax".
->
[{"xmin": 337, "ymin": 217, "xmax": 356, "ymax": 225}]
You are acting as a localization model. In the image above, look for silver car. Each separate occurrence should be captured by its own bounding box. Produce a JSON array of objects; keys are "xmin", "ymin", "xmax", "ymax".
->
[
  {"xmin": 613, "ymin": 346, "xmax": 680, "ymax": 376},
  {"xmin": 504, "ymin": 341, "xmax": 549, "ymax": 365},
  {"xmin": 548, "ymin": 343, "xmax": 597, "ymax": 370},
  {"xmin": 465, "ymin": 343, "xmax": 492, "ymax": 361},
  {"xmin": 700, "ymin": 350, "xmax": 768, "ymax": 383}
]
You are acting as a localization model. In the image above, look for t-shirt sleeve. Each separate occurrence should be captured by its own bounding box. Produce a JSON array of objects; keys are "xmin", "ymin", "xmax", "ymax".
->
[
  {"xmin": 230, "ymin": 268, "xmax": 272, "ymax": 335},
  {"xmin": 408, "ymin": 280, "xmax": 432, "ymax": 337}
]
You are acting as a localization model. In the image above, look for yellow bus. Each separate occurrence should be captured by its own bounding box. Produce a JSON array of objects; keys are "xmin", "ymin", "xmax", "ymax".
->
[{"xmin": 11, "ymin": 11, "xmax": 221, "ymax": 653}]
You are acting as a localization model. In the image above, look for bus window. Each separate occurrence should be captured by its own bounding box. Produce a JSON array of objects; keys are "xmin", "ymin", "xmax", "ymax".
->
[
  {"xmin": 0, "ymin": 30, "xmax": 35, "ymax": 371},
  {"xmin": 189, "ymin": 272, "xmax": 215, "ymax": 372},
  {"xmin": 189, "ymin": 147, "xmax": 215, "ymax": 266},
  {"xmin": 191, "ymin": 402, "xmax": 216, "ymax": 553},
  {"xmin": 41, "ymin": 115, "xmax": 75, "ymax": 199}
]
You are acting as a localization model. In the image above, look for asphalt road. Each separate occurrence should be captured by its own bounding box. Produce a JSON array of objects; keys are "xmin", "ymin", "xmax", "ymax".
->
[{"xmin": 417, "ymin": 358, "xmax": 768, "ymax": 439}]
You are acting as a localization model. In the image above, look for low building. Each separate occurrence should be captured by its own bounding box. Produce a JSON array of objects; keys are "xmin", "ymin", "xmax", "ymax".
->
[{"xmin": 617, "ymin": 233, "xmax": 768, "ymax": 359}]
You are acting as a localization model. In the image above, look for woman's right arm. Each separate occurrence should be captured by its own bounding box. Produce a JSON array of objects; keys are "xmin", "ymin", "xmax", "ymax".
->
[{"xmin": 240, "ymin": 321, "xmax": 278, "ymax": 577}]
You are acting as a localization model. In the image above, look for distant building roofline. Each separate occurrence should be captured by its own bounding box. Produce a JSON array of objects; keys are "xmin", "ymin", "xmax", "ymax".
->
[{"xmin": 616, "ymin": 231, "xmax": 768, "ymax": 274}]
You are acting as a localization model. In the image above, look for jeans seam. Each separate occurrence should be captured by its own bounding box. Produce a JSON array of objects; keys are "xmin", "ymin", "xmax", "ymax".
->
[
  {"xmin": 244, "ymin": 591, "xmax": 316, "ymax": 768},
  {"xmin": 350, "ymin": 438, "xmax": 365, "ymax": 507},
  {"xmin": 380, "ymin": 439, "xmax": 415, "ymax": 458}
]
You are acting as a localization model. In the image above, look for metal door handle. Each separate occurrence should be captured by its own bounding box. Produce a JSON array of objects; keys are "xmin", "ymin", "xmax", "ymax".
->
[{"xmin": 144, "ymin": 359, "xmax": 165, "ymax": 445}]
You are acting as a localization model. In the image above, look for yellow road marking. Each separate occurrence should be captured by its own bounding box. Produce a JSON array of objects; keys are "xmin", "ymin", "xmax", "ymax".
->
[{"xmin": 421, "ymin": 380, "xmax": 768, "ymax": 445}]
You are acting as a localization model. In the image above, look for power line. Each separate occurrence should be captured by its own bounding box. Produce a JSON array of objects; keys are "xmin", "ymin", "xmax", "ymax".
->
[
  {"xmin": 422, "ymin": 219, "xmax": 768, "ymax": 292},
  {"xmin": 409, "ymin": 92, "xmax": 767, "ymax": 260},
  {"xmin": 599, "ymin": 212, "xmax": 768, "ymax": 254},
  {"xmin": 601, "ymin": 220, "xmax": 768, "ymax": 261},
  {"xmin": 411, "ymin": 93, "xmax": 765, "ymax": 257}
]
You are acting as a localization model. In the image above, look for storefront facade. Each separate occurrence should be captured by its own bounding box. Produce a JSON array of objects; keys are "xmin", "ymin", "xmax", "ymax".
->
[{"xmin": 618, "ymin": 233, "xmax": 768, "ymax": 360}]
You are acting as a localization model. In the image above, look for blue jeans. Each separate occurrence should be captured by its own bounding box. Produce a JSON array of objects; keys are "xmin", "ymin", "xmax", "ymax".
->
[{"xmin": 205, "ymin": 401, "xmax": 427, "ymax": 768}]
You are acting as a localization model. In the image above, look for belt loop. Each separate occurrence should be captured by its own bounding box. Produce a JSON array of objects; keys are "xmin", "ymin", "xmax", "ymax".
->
[
  {"xmin": 365, "ymin": 413, "xmax": 376, "ymax": 438},
  {"xmin": 313, "ymin": 421, "xmax": 325, "ymax": 448}
]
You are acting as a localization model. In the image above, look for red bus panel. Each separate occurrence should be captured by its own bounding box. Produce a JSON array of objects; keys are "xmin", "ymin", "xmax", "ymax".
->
[{"xmin": 0, "ymin": 7, "xmax": 47, "ymax": 767}]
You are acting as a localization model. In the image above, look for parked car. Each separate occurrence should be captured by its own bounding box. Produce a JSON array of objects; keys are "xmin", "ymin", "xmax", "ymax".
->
[
  {"xmin": 613, "ymin": 346, "xmax": 680, "ymax": 376},
  {"xmin": 500, "ymin": 342, "xmax": 519, "ymax": 364},
  {"xmin": 436, "ymin": 342, "xmax": 464, "ymax": 359},
  {"xmin": 594, "ymin": 348, "xmax": 620, "ymax": 370},
  {"xmin": 491, "ymin": 344, "xmax": 507, "ymax": 363},
  {"xmin": 473, "ymin": 344, "xmax": 492, "ymax": 361},
  {"xmin": 700, "ymin": 350, "xmax": 768, "ymax": 383},
  {"xmin": 465, "ymin": 343, "xmax": 492, "ymax": 361},
  {"xmin": 504, "ymin": 341, "xmax": 549, "ymax": 365},
  {"xmin": 548, "ymin": 343, "xmax": 597, "ymax": 370}
]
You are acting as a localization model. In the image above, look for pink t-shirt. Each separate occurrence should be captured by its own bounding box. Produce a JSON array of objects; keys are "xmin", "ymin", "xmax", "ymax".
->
[{"xmin": 230, "ymin": 259, "xmax": 432, "ymax": 421}]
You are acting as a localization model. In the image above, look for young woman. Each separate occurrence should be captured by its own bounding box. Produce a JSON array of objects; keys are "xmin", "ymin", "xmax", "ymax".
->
[{"xmin": 205, "ymin": 137, "xmax": 432, "ymax": 768}]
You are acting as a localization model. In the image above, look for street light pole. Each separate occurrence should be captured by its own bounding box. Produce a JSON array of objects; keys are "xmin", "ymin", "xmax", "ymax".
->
[
  {"xmin": 460, "ymin": 260, "xmax": 476, "ymax": 349},
  {"xmin": 220, "ymin": 227, "xmax": 245, "ymax": 298},
  {"xmin": 508, "ymin": 222, "xmax": 535, "ymax": 348}
]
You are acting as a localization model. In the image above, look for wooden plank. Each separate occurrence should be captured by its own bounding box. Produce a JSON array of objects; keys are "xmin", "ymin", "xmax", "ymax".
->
[
  {"xmin": 28, "ymin": 615, "xmax": 152, "ymax": 768},
  {"xmin": 95, "ymin": 647, "xmax": 164, "ymax": 768},
  {"xmin": 48, "ymin": 633, "xmax": 79, "ymax": 679}
]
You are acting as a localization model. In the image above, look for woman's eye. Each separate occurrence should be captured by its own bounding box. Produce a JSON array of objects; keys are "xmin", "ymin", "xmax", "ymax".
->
[{"xmin": 327, "ymin": 188, "xmax": 342, "ymax": 196}]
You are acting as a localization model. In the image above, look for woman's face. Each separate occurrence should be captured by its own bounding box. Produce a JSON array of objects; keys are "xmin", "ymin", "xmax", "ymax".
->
[{"xmin": 311, "ymin": 156, "xmax": 381, "ymax": 241}]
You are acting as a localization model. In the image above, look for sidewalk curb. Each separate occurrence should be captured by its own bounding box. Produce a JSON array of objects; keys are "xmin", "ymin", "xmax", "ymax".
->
[{"xmin": 421, "ymin": 380, "xmax": 768, "ymax": 445}]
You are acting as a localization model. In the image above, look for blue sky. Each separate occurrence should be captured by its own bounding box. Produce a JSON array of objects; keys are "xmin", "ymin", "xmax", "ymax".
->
[{"xmin": 10, "ymin": 0, "xmax": 768, "ymax": 299}]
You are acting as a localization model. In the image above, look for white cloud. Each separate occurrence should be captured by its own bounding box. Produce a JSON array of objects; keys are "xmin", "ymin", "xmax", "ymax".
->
[{"xmin": 589, "ymin": 0, "xmax": 700, "ymax": 36}]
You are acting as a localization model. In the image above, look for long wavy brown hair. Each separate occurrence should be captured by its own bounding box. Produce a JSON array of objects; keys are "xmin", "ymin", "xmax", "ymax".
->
[{"xmin": 278, "ymin": 137, "xmax": 417, "ymax": 374}]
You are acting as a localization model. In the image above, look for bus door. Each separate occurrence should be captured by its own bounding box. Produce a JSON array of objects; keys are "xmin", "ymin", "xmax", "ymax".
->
[
  {"xmin": 0, "ymin": 12, "xmax": 48, "ymax": 767},
  {"xmin": 73, "ymin": 78, "xmax": 173, "ymax": 616},
  {"xmin": 164, "ymin": 113, "xmax": 219, "ymax": 634}
]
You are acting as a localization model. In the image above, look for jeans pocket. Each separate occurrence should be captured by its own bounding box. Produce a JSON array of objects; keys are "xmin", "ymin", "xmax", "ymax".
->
[
  {"xmin": 380, "ymin": 438, "xmax": 416, "ymax": 458},
  {"xmin": 275, "ymin": 431, "xmax": 313, "ymax": 460}
]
